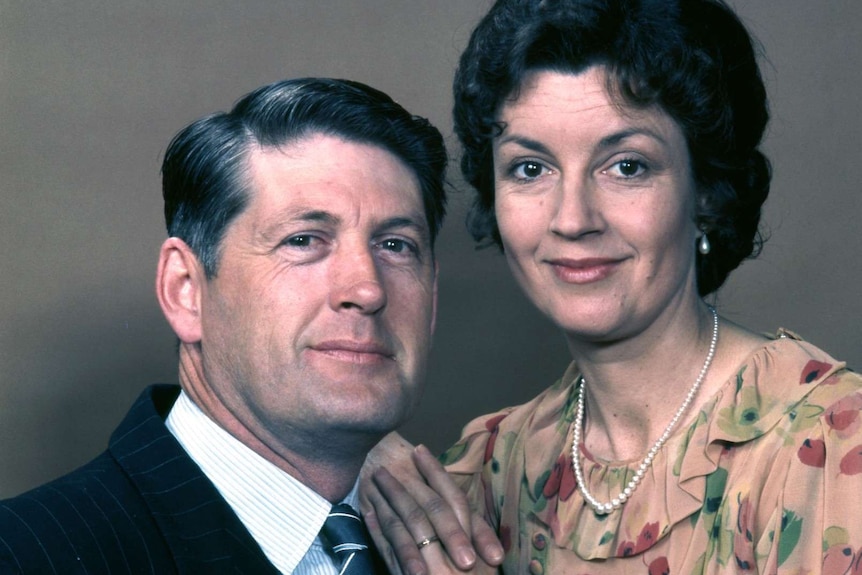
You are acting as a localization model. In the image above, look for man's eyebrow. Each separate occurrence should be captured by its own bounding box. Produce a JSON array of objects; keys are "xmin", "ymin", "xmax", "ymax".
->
[
  {"xmin": 377, "ymin": 215, "xmax": 430, "ymax": 240},
  {"xmin": 255, "ymin": 208, "xmax": 341, "ymax": 242},
  {"xmin": 256, "ymin": 210, "xmax": 430, "ymax": 241},
  {"xmin": 288, "ymin": 209, "xmax": 341, "ymax": 225}
]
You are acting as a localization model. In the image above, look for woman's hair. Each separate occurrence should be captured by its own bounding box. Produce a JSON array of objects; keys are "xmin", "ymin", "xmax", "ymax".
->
[{"xmin": 454, "ymin": 0, "xmax": 771, "ymax": 295}]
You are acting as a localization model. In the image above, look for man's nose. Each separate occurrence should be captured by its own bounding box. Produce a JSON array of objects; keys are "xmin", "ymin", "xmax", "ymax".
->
[{"xmin": 328, "ymin": 246, "xmax": 387, "ymax": 314}]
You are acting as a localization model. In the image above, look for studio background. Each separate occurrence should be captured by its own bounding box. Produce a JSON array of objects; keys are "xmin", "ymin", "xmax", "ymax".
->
[{"xmin": 1, "ymin": 1, "xmax": 860, "ymax": 498}]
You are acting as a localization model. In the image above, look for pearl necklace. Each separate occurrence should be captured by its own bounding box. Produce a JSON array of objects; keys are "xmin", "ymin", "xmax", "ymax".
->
[{"xmin": 571, "ymin": 306, "xmax": 719, "ymax": 515}]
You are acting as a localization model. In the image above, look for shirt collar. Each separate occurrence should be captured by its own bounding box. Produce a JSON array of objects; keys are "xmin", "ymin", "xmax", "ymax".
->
[{"xmin": 166, "ymin": 390, "xmax": 360, "ymax": 573}]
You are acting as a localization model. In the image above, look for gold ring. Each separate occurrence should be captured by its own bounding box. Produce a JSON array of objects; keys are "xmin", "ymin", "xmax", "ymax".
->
[{"xmin": 416, "ymin": 535, "xmax": 440, "ymax": 550}]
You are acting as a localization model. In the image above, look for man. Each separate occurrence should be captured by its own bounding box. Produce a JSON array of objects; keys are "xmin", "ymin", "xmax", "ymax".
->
[{"xmin": 0, "ymin": 78, "xmax": 447, "ymax": 574}]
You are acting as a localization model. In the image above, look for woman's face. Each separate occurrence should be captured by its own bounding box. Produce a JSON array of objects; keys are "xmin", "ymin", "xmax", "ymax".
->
[{"xmin": 492, "ymin": 67, "xmax": 701, "ymax": 345}]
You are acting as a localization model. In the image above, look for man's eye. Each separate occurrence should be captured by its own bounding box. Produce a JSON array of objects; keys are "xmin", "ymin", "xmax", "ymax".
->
[
  {"xmin": 379, "ymin": 238, "xmax": 417, "ymax": 255},
  {"xmin": 381, "ymin": 239, "xmax": 407, "ymax": 252},
  {"xmin": 285, "ymin": 235, "xmax": 316, "ymax": 247}
]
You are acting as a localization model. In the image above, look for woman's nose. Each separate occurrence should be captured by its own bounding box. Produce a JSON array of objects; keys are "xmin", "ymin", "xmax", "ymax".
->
[{"xmin": 549, "ymin": 177, "xmax": 604, "ymax": 239}]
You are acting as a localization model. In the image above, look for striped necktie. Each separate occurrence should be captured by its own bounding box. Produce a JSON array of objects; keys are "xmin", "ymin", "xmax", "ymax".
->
[{"xmin": 321, "ymin": 503, "xmax": 380, "ymax": 574}]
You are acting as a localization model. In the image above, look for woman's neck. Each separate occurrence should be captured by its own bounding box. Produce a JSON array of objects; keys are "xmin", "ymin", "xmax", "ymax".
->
[{"xmin": 567, "ymin": 302, "xmax": 721, "ymax": 461}]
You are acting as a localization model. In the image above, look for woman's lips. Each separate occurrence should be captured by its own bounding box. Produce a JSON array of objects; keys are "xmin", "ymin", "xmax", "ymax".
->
[{"xmin": 547, "ymin": 257, "xmax": 623, "ymax": 284}]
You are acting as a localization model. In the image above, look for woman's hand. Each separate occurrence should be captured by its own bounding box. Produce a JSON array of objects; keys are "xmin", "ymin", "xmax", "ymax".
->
[{"xmin": 360, "ymin": 433, "xmax": 504, "ymax": 574}]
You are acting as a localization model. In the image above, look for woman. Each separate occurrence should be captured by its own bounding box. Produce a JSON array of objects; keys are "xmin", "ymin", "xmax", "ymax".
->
[{"xmin": 363, "ymin": 0, "xmax": 862, "ymax": 573}]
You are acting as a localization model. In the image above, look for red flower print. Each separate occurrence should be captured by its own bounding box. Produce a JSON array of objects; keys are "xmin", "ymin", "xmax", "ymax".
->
[
  {"xmin": 636, "ymin": 522, "xmax": 660, "ymax": 553},
  {"xmin": 840, "ymin": 444, "xmax": 862, "ymax": 475},
  {"xmin": 484, "ymin": 413, "xmax": 508, "ymax": 464},
  {"xmin": 825, "ymin": 393, "xmax": 862, "ymax": 438},
  {"xmin": 617, "ymin": 523, "xmax": 663, "ymax": 556},
  {"xmin": 617, "ymin": 539, "xmax": 637, "ymax": 557},
  {"xmin": 797, "ymin": 438, "xmax": 827, "ymax": 468},
  {"xmin": 822, "ymin": 544, "xmax": 855, "ymax": 575},
  {"xmin": 542, "ymin": 452, "xmax": 577, "ymax": 501},
  {"xmin": 499, "ymin": 524, "xmax": 512, "ymax": 553},
  {"xmin": 647, "ymin": 556, "xmax": 670, "ymax": 575},
  {"xmin": 734, "ymin": 495, "xmax": 756, "ymax": 570},
  {"xmin": 800, "ymin": 360, "xmax": 833, "ymax": 384}
]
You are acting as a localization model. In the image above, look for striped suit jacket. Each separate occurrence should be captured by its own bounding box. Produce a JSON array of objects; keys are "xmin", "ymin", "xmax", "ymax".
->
[{"xmin": 0, "ymin": 384, "xmax": 281, "ymax": 574}]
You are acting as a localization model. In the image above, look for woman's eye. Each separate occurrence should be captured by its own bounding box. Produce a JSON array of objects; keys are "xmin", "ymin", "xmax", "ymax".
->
[
  {"xmin": 606, "ymin": 158, "xmax": 647, "ymax": 178},
  {"xmin": 512, "ymin": 161, "xmax": 549, "ymax": 180}
]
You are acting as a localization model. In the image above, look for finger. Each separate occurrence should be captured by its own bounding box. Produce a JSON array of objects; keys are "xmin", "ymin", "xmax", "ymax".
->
[
  {"xmin": 412, "ymin": 445, "xmax": 478, "ymax": 569},
  {"xmin": 357, "ymin": 470, "xmax": 403, "ymax": 575},
  {"xmin": 414, "ymin": 445, "xmax": 503, "ymax": 566},
  {"xmin": 413, "ymin": 445, "xmax": 472, "ymax": 528},
  {"xmin": 371, "ymin": 467, "xmax": 436, "ymax": 575},
  {"xmin": 469, "ymin": 510, "xmax": 505, "ymax": 567}
]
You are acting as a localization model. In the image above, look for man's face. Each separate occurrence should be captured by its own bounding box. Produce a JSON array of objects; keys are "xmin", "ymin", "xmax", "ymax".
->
[{"xmin": 198, "ymin": 134, "xmax": 437, "ymax": 455}]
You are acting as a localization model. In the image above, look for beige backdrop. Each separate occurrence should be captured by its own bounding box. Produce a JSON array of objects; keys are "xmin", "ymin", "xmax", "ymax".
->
[{"xmin": 1, "ymin": 1, "xmax": 860, "ymax": 498}]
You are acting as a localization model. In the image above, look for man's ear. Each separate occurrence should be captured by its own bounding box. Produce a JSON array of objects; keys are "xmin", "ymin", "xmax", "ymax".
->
[{"xmin": 156, "ymin": 237, "xmax": 205, "ymax": 344}]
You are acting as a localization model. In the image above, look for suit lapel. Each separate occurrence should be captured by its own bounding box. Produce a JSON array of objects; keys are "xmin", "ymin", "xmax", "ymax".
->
[{"xmin": 108, "ymin": 385, "xmax": 280, "ymax": 574}]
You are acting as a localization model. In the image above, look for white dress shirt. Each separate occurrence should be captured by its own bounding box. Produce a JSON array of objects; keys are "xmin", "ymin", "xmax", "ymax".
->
[{"xmin": 166, "ymin": 391, "xmax": 358, "ymax": 574}]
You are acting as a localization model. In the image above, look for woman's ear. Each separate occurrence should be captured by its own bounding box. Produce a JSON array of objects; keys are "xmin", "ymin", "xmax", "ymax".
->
[
  {"xmin": 155, "ymin": 237, "xmax": 205, "ymax": 343},
  {"xmin": 430, "ymin": 261, "xmax": 439, "ymax": 337}
]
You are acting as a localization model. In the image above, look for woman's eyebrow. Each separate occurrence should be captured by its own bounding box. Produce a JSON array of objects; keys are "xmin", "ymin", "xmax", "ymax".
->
[
  {"xmin": 597, "ymin": 127, "xmax": 669, "ymax": 150},
  {"xmin": 493, "ymin": 135, "xmax": 554, "ymax": 156}
]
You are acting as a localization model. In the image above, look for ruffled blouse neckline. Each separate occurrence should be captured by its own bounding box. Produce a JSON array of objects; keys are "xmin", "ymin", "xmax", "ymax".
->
[{"xmin": 523, "ymin": 330, "xmax": 845, "ymax": 560}]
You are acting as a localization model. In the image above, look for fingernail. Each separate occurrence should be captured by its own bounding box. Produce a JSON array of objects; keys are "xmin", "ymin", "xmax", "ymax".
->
[
  {"xmin": 406, "ymin": 559, "xmax": 426, "ymax": 575},
  {"xmin": 456, "ymin": 548, "xmax": 476, "ymax": 567},
  {"xmin": 488, "ymin": 543, "xmax": 505, "ymax": 563}
]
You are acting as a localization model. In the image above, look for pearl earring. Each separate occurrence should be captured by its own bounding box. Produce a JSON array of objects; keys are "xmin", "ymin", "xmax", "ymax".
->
[{"xmin": 698, "ymin": 229, "xmax": 711, "ymax": 255}]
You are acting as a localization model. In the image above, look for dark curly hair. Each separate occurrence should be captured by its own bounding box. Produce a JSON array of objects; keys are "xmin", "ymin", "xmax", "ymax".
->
[{"xmin": 453, "ymin": 0, "xmax": 771, "ymax": 295}]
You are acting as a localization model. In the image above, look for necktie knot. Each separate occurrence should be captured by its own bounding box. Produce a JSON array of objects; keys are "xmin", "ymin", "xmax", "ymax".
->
[{"xmin": 321, "ymin": 504, "xmax": 381, "ymax": 574}]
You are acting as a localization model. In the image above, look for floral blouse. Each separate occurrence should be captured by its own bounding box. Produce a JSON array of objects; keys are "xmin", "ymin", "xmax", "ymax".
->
[{"xmin": 441, "ymin": 332, "xmax": 862, "ymax": 574}]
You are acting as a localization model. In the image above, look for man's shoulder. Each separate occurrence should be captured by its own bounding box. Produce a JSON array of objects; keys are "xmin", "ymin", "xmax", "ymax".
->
[
  {"xmin": 0, "ymin": 385, "xmax": 184, "ymax": 574},
  {"xmin": 0, "ymin": 450, "xmax": 175, "ymax": 574}
]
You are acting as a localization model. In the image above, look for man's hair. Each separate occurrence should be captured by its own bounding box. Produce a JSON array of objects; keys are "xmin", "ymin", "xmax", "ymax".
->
[
  {"xmin": 454, "ymin": 0, "xmax": 771, "ymax": 295},
  {"xmin": 162, "ymin": 78, "xmax": 448, "ymax": 277}
]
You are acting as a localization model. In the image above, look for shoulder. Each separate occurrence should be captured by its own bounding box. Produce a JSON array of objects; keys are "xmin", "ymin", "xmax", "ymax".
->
[
  {"xmin": 0, "ymin": 385, "xmax": 184, "ymax": 574},
  {"xmin": 442, "ymin": 365, "xmax": 577, "ymax": 474},
  {"xmin": 0, "ymin": 451, "xmax": 173, "ymax": 574}
]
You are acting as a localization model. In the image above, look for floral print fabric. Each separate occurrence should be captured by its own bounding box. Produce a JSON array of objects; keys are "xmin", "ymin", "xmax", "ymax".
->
[{"xmin": 442, "ymin": 332, "xmax": 862, "ymax": 574}]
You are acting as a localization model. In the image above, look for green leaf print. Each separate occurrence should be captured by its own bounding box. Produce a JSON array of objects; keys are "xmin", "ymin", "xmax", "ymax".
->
[
  {"xmin": 777, "ymin": 509, "xmax": 803, "ymax": 567},
  {"xmin": 735, "ymin": 365, "xmax": 747, "ymax": 395},
  {"xmin": 823, "ymin": 525, "xmax": 850, "ymax": 550},
  {"xmin": 717, "ymin": 386, "xmax": 772, "ymax": 439},
  {"xmin": 703, "ymin": 468, "xmax": 728, "ymax": 516},
  {"xmin": 674, "ymin": 410, "xmax": 708, "ymax": 477},
  {"xmin": 439, "ymin": 441, "xmax": 469, "ymax": 465},
  {"xmin": 532, "ymin": 469, "xmax": 550, "ymax": 512},
  {"xmin": 700, "ymin": 468, "xmax": 732, "ymax": 566},
  {"xmin": 534, "ymin": 469, "xmax": 552, "ymax": 501},
  {"xmin": 785, "ymin": 401, "xmax": 824, "ymax": 434}
]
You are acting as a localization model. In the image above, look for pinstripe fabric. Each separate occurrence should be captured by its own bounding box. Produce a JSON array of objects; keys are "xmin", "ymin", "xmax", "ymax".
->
[
  {"xmin": 165, "ymin": 391, "xmax": 342, "ymax": 574},
  {"xmin": 0, "ymin": 385, "xmax": 280, "ymax": 574}
]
